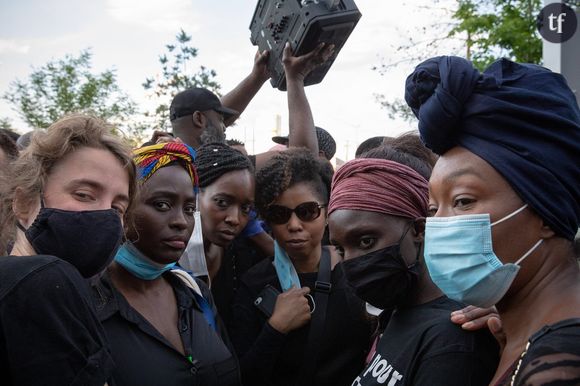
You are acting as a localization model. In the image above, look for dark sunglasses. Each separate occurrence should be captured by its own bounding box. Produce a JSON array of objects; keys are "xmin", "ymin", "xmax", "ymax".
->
[{"xmin": 265, "ymin": 201, "xmax": 327, "ymax": 225}]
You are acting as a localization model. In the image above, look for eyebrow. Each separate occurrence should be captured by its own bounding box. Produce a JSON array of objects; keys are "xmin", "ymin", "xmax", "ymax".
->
[
  {"xmin": 148, "ymin": 190, "xmax": 195, "ymax": 200},
  {"xmin": 67, "ymin": 178, "xmax": 130, "ymax": 204},
  {"xmin": 444, "ymin": 167, "xmax": 485, "ymax": 182},
  {"xmin": 214, "ymin": 192, "xmax": 253, "ymax": 203},
  {"xmin": 337, "ymin": 224, "xmax": 382, "ymax": 239},
  {"xmin": 66, "ymin": 178, "xmax": 104, "ymax": 192}
]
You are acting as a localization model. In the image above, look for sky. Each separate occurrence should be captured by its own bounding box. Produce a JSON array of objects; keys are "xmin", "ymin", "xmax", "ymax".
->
[{"xmin": 0, "ymin": 0, "xmax": 456, "ymax": 161}]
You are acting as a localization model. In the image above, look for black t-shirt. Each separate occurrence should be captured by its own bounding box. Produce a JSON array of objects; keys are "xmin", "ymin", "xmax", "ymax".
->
[
  {"xmin": 0, "ymin": 255, "xmax": 114, "ymax": 386},
  {"xmin": 353, "ymin": 297, "xmax": 499, "ymax": 386},
  {"xmin": 230, "ymin": 255, "xmax": 375, "ymax": 386},
  {"xmin": 494, "ymin": 318, "xmax": 580, "ymax": 386},
  {"xmin": 211, "ymin": 236, "xmax": 268, "ymax": 331},
  {"xmin": 91, "ymin": 270, "xmax": 241, "ymax": 386}
]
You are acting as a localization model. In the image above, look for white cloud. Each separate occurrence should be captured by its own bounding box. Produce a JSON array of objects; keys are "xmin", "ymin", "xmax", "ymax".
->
[
  {"xmin": 106, "ymin": 0, "xmax": 202, "ymax": 32},
  {"xmin": 0, "ymin": 39, "xmax": 30, "ymax": 54}
]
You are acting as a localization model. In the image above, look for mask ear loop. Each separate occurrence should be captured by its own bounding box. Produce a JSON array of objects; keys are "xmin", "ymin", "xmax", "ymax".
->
[
  {"xmin": 491, "ymin": 204, "xmax": 528, "ymax": 227},
  {"xmin": 514, "ymin": 239, "xmax": 543, "ymax": 266},
  {"xmin": 399, "ymin": 221, "xmax": 421, "ymax": 269},
  {"xmin": 17, "ymin": 192, "xmax": 46, "ymax": 232}
]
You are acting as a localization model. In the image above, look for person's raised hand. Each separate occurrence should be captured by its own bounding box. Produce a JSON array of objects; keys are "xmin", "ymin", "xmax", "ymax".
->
[
  {"xmin": 251, "ymin": 49, "xmax": 271, "ymax": 83},
  {"xmin": 282, "ymin": 42, "xmax": 335, "ymax": 83},
  {"xmin": 151, "ymin": 130, "xmax": 183, "ymax": 145},
  {"xmin": 268, "ymin": 286, "xmax": 311, "ymax": 334}
]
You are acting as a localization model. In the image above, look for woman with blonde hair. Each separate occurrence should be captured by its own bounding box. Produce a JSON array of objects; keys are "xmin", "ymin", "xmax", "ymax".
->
[{"xmin": 0, "ymin": 114, "xmax": 137, "ymax": 385}]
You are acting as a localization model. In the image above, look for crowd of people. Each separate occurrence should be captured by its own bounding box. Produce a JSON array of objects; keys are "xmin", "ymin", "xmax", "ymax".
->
[{"xmin": 0, "ymin": 40, "xmax": 579, "ymax": 386}]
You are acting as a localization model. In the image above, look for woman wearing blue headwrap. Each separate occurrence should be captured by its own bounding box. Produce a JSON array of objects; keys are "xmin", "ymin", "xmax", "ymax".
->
[{"xmin": 405, "ymin": 56, "xmax": 580, "ymax": 385}]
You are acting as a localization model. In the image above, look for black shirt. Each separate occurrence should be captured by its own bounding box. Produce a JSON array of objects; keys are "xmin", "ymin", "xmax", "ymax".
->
[
  {"xmin": 230, "ymin": 256, "xmax": 374, "ymax": 386},
  {"xmin": 494, "ymin": 318, "xmax": 580, "ymax": 386},
  {"xmin": 353, "ymin": 296, "xmax": 499, "ymax": 386},
  {"xmin": 91, "ymin": 271, "xmax": 242, "ymax": 386},
  {"xmin": 211, "ymin": 236, "xmax": 268, "ymax": 331},
  {"xmin": 0, "ymin": 255, "xmax": 114, "ymax": 386}
]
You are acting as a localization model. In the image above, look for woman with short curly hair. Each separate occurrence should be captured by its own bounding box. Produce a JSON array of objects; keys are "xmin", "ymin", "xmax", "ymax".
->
[{"xmin": 230, "ymin": 148, "xmax": 374, "ymax": 386}]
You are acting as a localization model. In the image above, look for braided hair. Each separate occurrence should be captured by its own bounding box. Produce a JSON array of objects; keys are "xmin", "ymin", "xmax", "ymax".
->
[
  {"xmin": 255, "ymin": 148, "xmax": 333, "ymax": 217},
  {"xmin": 195, "ymin": 142, "xmax": 254, "ymax": 188}
]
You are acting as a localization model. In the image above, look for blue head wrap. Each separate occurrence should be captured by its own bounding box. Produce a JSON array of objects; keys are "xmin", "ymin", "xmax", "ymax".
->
[{"xmin": 405, "ymin": 56, "xmax": 580, "ymax": 240}]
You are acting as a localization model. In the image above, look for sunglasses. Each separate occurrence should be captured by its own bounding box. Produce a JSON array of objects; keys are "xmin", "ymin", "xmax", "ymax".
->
[{"xmin": 265, "ymin": 201, "xmax": 327, "ymax": 225}]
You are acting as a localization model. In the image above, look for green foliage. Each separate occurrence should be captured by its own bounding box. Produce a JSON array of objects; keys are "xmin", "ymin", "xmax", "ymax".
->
[
  {"xmin": 3, "ymin": 49, "xmax": 137, "ymax": 129},
  {"xmin": 0, "ymin": 117, "xmax": 13, "ymax": 131},
  {"xmin": 375, "ymin": 0, "xmax": 544, "ymax": 123},
  {"xmin": 374, "ymin": 94, "xmax": 417, "ymax": 124},
  {"xmin": 449, "ymin": 0, "xmax": 542, "ymax": 71},
  {"xmin": 143, "ymin": 29, "xmax": 221, "ymax": 131}
]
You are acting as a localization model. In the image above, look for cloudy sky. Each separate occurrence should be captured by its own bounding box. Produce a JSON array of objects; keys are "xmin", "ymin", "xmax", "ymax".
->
[{"xmin": 0, "ymin": 0, "xmax": 457, "ymax": 160}]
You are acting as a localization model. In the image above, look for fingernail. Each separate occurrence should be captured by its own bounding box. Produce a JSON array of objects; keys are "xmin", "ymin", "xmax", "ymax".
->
[
  {"xmin": 450, "ymin": 315, "xmax": 463, "ymax": 322},
  {"xmin": 462, "ymin": 322, "xmax": 474, "ymax": 329}
]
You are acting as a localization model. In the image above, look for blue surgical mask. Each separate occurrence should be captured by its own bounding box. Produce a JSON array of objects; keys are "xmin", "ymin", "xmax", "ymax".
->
[
  {"xmin": 115, "ymin": 242, "xmax": 176, "ymax": 280},
  {"xmin": 424, "ymin": 204, "xmax": 543, "ymax": 308},
  {"xmin": 274, "ymin": 240, "xmax": 301, "ymax": 292}
]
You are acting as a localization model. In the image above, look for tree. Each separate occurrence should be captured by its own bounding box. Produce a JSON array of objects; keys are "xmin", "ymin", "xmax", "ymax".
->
[
  {"xmin": 143, "ymin": 29, "xmax": 221, "ymax": 131},
  {"xmin": 449, "ymin": 0, "xmax": 542, "ymax": 70},
  {"xmin": 375, "ymin": 0, "xmax": 545, "ymax": 122},
  {"xmin": 0, "ymin": 118, "xmax": 13, "ymax": 131},
  {"xmin": 3, "ymin": 49, "xmax": 137, "ymax": 130}
]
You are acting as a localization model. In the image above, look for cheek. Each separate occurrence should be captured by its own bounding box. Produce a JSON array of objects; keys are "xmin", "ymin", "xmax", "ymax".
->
[
  {"xmin": 129, "ymin": 209, "xmax": 158, "ymax": 239},
  {"xmin": 238, "ymin": 212, "xmax": 251, "ymax": 229},
  {"xmin": 269, "ymin": 224, "xmax": 287, "ymax": 241},
  {"xmin": 306, "ymin": 218, "xmax": 327, "ymax": 243},
  {"xmin": 200, "ymin": 206, "xmax": 226, "ymax": 238}
]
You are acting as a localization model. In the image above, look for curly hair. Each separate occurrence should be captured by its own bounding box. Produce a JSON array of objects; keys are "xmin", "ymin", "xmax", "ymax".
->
[
  {"xmin": 0, "ymin": 114, "xmax": 137, "ymax": 254},
  {"xmin": 195, "ymin": 142, "xmax": 254, "ymax": 188},
  {"xmin": 0, "ymin": 130, "xmax": 18, "ymax": 161},
  {"xmin": 255, "ymin": 148, "xmax": 334, "ymax": 218}
]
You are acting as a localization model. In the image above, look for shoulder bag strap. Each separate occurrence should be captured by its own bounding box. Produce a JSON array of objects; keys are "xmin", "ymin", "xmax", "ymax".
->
[{"xmin": 298, "ymin": 247, "xmax": 332, "ymax": 385}]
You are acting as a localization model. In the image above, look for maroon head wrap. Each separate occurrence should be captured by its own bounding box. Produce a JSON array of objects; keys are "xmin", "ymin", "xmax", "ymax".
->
[{"xmin": 329, "ymin": 158, "xmax": 429, "ymax": 219}]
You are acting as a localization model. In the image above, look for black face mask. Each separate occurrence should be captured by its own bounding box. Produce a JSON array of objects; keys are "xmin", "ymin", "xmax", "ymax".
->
[
  {"xmin": 19, "ymin": 206, "xmax": 123, "ymax": 278},
  {"xmin": 340, "ymin": 228, "xmax": 421, "ymax": 310}
]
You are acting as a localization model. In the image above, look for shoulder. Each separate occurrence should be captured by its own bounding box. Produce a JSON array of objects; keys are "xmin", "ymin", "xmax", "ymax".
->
[
  {"xmin": 528, "ymin": 319, "xmax": 580, "ymax": 354},
  {"xmin": 399, "ymin": 297, "xmax": 498, "ymax": 356},
  {"xmin": 0, "ymin": 255, "xmax": 85, "ymax": 301},
  {"xmin": 514, "ymin": 320, "xmax": 580, "ymax": 385}
]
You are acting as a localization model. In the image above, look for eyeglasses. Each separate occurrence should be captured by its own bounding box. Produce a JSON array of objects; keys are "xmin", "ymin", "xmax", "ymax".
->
[{"xmin": 265, "ymin": 201, "xmax": 327, "ymax": 225}]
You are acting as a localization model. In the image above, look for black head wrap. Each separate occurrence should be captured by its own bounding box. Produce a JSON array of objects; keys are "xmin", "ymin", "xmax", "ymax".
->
[{"xmin": 405, "ymin": 56, "xmax": 580, "ymax": 240}]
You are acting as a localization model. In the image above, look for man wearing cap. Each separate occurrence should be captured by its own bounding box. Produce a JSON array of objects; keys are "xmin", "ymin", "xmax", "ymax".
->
[
  {"xmin": 271, "ymin": 125, "xmax": 336, "ymax": 161},
  {"xmin": 167, "ymin": 43, "xmax": 335, "ymax": 170},
  {"xmin": 170, "ymin": 87, "xmax": 238, "ymax": 147}
]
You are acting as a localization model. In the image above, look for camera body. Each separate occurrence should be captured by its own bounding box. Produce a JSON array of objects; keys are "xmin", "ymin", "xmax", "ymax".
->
[{"xmin": 250, "ymin": 0, "xmax": 361, "ymax": 91}]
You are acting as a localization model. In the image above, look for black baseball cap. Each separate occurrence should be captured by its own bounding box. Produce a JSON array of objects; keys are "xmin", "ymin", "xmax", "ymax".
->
[
  {"xmin": 272, "ymin": 126, "xmax": 337, "ymax": 160},
  {"xmin": 169, "ymin": 88, "xmax": 239, "ymax": 121}
]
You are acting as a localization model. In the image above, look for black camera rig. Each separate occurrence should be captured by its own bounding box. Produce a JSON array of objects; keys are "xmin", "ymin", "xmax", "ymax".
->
[{"xmin": 250, "ymin": 0, "xmax": 361, "ymax": 90}]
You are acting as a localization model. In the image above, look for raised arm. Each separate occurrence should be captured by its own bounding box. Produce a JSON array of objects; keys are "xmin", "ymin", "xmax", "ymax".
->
[
  {"xmin": 253, "ymin": 42, "xmax": 335, "ymax": 170},
  {"xmin": 220, "ymin": 49, "xmax": 271, "ymax": 127},
  {"xmin": 283, "ymin": 42, "xmax": 334, "ymax": 156}
]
